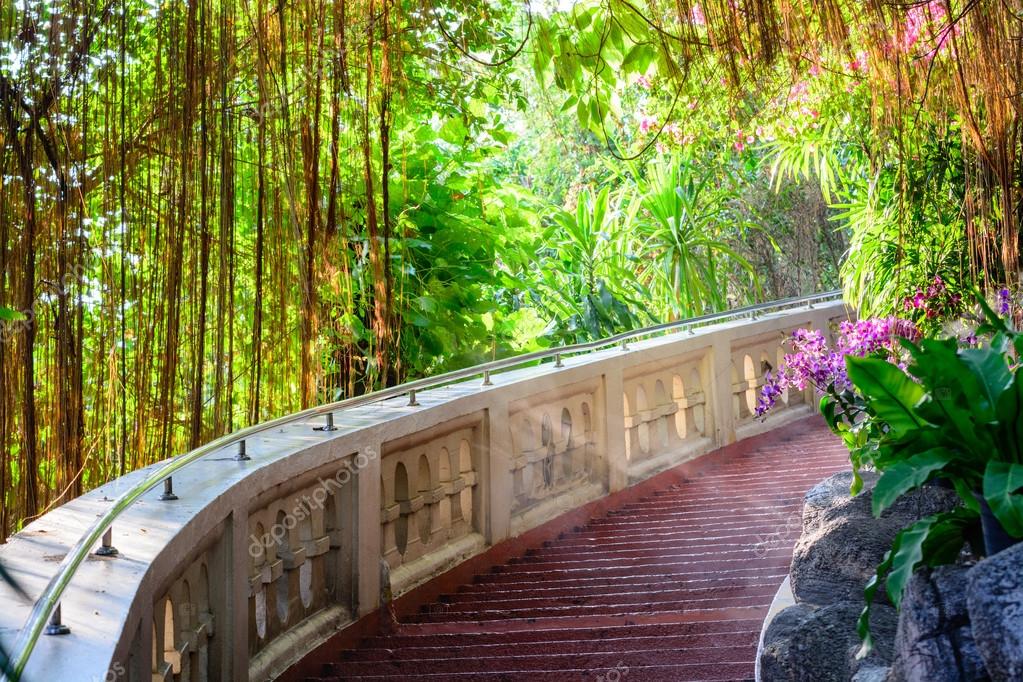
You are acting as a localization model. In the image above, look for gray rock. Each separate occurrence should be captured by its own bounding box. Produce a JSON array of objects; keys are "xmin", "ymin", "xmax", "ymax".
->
[
  {"xmin": 967, "ymin": 541, "xmax": 1023, "ymax": 681},
  {"xmin": 791, "ymin": 473, "xmax": 960, "ymax": 606},
  {"xmin": 760, "ymin": 601, "xmax": 897, "ymax": 682},
  {"xmin": 801, "ymin": 471, "xmax": 878, "ymax": 535},
  {"xmin": 851, "ymin": 663, "xmax": 891, "ymax": 682},
  {"xmin": 889, "ymin": 565, "xmax": 988, "ymax": 682}
]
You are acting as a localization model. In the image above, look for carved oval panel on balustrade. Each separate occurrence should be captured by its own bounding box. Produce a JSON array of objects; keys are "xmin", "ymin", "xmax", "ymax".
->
[
  {"xmin": 730, "ymin": 326, "xmax": 811, "ymax": 427},
  {"xmin": 246, "ymin": 461, "xmax": 356, "ymax": 660},
  {"xmin": 622, "ymin": 352, "xmax": 711, "ymax": 471},
  {"xmin": 508, "ymin": 378, "xmax": 604, "ymax": 518},
  {"xmin": 379, "ymin": 415, "xmax": 482, "ymax": 571},
  {"xmin": 152, "ymin": 553, "xmax": 214, "ymax": 682}
]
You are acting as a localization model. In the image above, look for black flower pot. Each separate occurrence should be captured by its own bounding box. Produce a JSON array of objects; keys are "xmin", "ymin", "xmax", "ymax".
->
[
  {"xmin": 974, "ymin": 492, "xmax": 1023, "ymax": 556},
  {"xmin": 923, "ymin": 476, "xmax": 955, "ymax": 490}
]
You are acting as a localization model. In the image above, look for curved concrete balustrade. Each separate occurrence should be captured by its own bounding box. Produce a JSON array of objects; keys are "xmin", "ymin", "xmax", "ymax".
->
[{"xmin": 0, "ymin": 299, "xmax": 846, "ymax": 682}]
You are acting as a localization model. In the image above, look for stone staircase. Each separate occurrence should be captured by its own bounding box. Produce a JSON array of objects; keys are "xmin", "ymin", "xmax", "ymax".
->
[{"xmin": 305, "ymin": 424, "xmax": 848, "ymax": 681}]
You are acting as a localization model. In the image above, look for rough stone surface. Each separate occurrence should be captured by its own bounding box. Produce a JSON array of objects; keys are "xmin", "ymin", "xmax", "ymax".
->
[
  {"xmin": 850, "ymin": 663, "xmax": 890, "ymax": 682},
  {"xmin": 967, "ymin": 541, "xmax": 1023, "ymax": 681},
  {"xmin": 801, "ymin": 471, "xmax": 878, "ymax": 536},
  {"xmin": 759, "ymin": 601, "xmax": 897, "ymax": 682},
  {"xmin": 889, "ymin": 565, "xmax": 988, "ymax": 682},
  {"xmin": 790, "ymin": 473, "xmax": 960, "ymax": 606}
]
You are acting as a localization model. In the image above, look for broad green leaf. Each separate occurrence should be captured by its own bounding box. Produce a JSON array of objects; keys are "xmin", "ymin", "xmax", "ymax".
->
[
  {"xmin": 846, "ymin": 356, "xmax": 926, "ymax": 436},
  {"xmin": 983, "ymin": 461, "xmax": 1023, "ymax": 538},
  {"xmin": 886, "ymin": 509, "xmax": 976, "ymax": 605},
  {"xmin": 438, "ymin": 117, "xmax": 467, "ymax": 144},
  {"xmin": 959, "ymin": 347, "xmax": 1012, "ymax": 411},
  {"xmin": 858, "ymin": 508, "xmax": 978, "ymax": 656},
  {"xmin": 994, "ymin": 372, "xmax": 1023, "ymax": 462},
  {"xmin": 953, "ymin": 477, "xmax": 982, "ymax": 513},
  {"xmin": 871, "ymin": 449, "xmax": 955, "ymax": 517},
  {"xmin": 820, "ymin": 395, "xmax": 839, "ymax": 432},
  {"xmin": 621, "ymin": 44, "xmax": 656, "ymax": 74},
  {"xmin": 900, "ymin": 338, "xmax": 990, "ymax": 450}
]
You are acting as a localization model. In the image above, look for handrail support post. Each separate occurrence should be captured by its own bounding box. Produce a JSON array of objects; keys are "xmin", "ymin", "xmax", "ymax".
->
[
  {"xmin": 44, "ymin": 604, "xmax": 70, "ymax": 636},
  {"xmin": 94, "ymin": 527, "xmax": 118, "ymax": 557},
  {"xmin": 314, "ymin": 414, "xmax": 339, "ymax": 432},
  {"xmin": 160, "ymin": 477, "xmax": 178, "ymax": 501},
  {"xmin": 235, "ymin": 439, "xmax": 251, "ymax": 461}
]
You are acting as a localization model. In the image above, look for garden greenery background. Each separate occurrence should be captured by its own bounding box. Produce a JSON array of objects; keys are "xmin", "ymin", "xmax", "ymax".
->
[{"xmin": 0, "ymin": 0, "xmax": 1018, "ymax": 540}]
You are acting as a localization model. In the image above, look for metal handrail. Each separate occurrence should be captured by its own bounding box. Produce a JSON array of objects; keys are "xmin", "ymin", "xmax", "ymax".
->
[{"xmin": 3, "ymin": 289, "xmax": 842, "ymax": 680}]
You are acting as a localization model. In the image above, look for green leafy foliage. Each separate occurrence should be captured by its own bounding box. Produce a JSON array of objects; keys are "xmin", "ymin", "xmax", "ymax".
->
[
  {"xmin": 844, "ymin": 299, "xmax": 1023, "ymax": 651},
  {"xmin": 845, "ymin": 356, "xmax": 926, "ymax": 436},
  {"xmin": 983, "ymin": 462, "xmax": 1023, "ymax": 538},
  {"xmin": 624, "ymin": 154, "xmax": 762, "ymax": 318},
  {"xmin": 857, "ymin": 507, "xmax": 980, "ymax": 657},
  {"xmin": 527, "ymin": 186, "xmax": 650, "ymax": 343},
  {"xmin": 871, "ymin": 449, "xmax": 955, "ymax": 517}
]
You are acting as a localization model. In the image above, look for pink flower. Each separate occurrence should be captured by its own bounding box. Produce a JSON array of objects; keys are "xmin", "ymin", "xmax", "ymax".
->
[
  {"xmin": 901, "ymin": 1, "xmax": 958, "ymax": 57},
  {"xmin": 691, "ymin": 3, "xmax": 707, "ymax": 26},
  {"xmin": 734, "ymin": 129, "xmax": 750, "ymax": 152},
  {"xmin": 636, "ymin": 75, "xmax": 652, "ymax": 89},
  {"xmin": 638, "ymin": 115, "xmax": 658, "ymax": 134},
  {"xmin": 788, "ymin": 80, "xmax": 809, "ymax": 103},
  {"xmin": 809, "ymin": 63, "xmax": 822, "ymax": 77},
  {"xmin": 849, "ymin": 50, "xmax": 868, "ymax": 73}
]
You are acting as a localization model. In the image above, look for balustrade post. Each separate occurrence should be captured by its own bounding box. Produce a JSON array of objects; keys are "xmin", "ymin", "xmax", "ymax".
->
[
  {"xmin": 710, "ymin": 333, "xmax": 736, "ymax": 446},
  {"xmin": 604, "ymin": 362, "xmax": 628, "ymax": 492},
  {"xmin": 229, "ymin": 507, "xmax": 249, "ymax": 678},
  {"xmin": 356, "ymin": 442, "xmax": 383, "ymax": 617},
  {"xmin": 485, "ymin": 404, "xmax": 512, "ymax": 544}
]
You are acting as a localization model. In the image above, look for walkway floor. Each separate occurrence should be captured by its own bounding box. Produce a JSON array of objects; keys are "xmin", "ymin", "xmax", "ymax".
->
[{"xmin": 308, "ymin": 419, "xmax": 848, "ymax": 681}]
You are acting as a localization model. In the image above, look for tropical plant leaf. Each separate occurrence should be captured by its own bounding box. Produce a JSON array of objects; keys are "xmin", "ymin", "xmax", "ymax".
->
[
  {"xmin": 975, "ymin": 288, "xmax": 1011, "ymax": 336},
  {"xmin": 846, "ymin": 356, "xmax": 926, "ymax": 436},
  {"xmin": 959, "ymin": 347, "xmax": 1013, "ymax": 412},
  {"xmin": 994, "ymin": 371, "xmax": 1023, "ymax": 462},
  {"xmin": 871, "ymin": 449, "xmax": 956, "ymax": 517},
  {"xmin": 899, "ymin": 338, "xmax": 993, "ymax": 453},
  {"xmin": 857, "ymin": 507, "xmax": 979, "ymax": 656},
  {"xmin": 983, "ymin": 461, "xmax": 1023, "ymax": 538}
]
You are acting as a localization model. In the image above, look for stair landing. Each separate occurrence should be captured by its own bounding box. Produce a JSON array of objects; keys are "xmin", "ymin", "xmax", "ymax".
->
[{"xmin": 304, "ymin": 418, "xmax": 848, "ymax": 681}]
